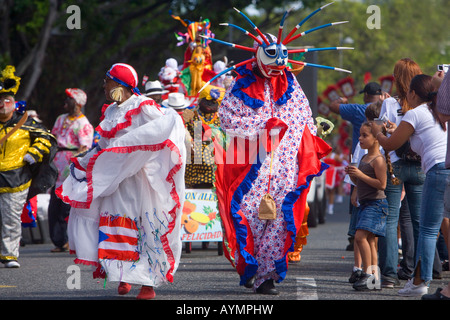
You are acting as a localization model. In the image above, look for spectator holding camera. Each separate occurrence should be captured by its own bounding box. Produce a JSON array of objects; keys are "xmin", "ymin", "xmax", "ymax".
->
[
  {"xmin": 375, "ymin": 58, "xmax": 426, "ymax": 288},
  {"xmin": 372, "ymin": 73, "xmax": 449, "ymax": 297}
]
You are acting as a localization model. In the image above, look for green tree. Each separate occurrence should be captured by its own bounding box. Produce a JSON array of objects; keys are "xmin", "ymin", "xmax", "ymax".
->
[
  {"xmin": 2, "ymin": 0, "xmax": 447, "ymax": 129},
  {"xmin": 279, "ymin": 0, "xmax": 449, "ymax": 102},
  {"xmin": 1, "ymin": 0, "xmax": 324, "ymax": 127}
]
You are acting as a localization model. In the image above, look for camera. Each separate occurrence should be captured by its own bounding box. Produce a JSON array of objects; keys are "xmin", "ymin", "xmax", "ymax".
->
[
  {"xmin": 437, "ymin": 64, "xmax": 449, "ymax": 74},
  {"xmin": 374, "ymin": 113, "xmax": 388, "ymax": 125}
]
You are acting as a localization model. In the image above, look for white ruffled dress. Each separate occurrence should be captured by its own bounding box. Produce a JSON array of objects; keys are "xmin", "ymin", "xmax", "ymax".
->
[{"xmin": 57, "ymin": 95, "xmax": 186, "ymax": 287}]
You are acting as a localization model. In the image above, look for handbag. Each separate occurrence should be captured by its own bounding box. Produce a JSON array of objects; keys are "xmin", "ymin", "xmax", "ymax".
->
[
  {"xmin": 259, "ymin": 148, "xmax": 277, "ymax": 220},
  {"xmin": 392, "ymin": 97, "xmax": 421, "ymax": 163},
  {"xmin": 395, "ymin": 140, "xmax": 421, "ymax": 162},
  {"xmin": 259, "ymin": 193, "xmax": 277, "ymax": 220}
]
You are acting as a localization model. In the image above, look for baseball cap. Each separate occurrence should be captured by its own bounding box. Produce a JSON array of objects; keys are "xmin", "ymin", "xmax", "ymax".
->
[{"xmin": 359, "ymin": 82, "xmax": 382, "ymax": 95}]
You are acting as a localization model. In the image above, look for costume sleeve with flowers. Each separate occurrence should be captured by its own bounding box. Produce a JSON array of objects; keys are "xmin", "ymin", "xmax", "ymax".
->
[
  {"xmin": 51, "ymin": 114, "xmax": 94, "ymax": 188},
  {"xmin": 56, "ymin": 95, "xmax": 186, "ymax": 287},
  {"xmin": 214, "ymin": 65, "xmax": 331, "ymax": 288}
]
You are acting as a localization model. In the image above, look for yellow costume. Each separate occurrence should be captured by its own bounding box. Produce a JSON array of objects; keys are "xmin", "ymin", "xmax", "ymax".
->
[
  {"xmin": 0, "ymin": 117, "xmax": 53, "ymax": 193},
  {"xmin": 0, "ymin": 65, "xmax": 55, "ymax": 265},
  {"xmin": 184, "ymin": 85, "xmax": 224, "ymax": 188}
]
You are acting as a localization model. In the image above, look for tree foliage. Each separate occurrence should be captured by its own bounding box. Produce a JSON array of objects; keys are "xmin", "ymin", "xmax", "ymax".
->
[
  {"xmin": 279, "ymin": 0, "xmax": 450, "ymax": 102},
  {"xmin": 1, "ymin": 0, "xmax": 448, "ymax": 129}
]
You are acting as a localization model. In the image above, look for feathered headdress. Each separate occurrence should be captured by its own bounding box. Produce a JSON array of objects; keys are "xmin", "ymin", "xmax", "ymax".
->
[
  {"xmin": 199, "ymin": 2, "xmax": 354, "ymax": 93},
  {"xmin": 172, "ymin": 14, "xmax": 214, "ymax": 48}
]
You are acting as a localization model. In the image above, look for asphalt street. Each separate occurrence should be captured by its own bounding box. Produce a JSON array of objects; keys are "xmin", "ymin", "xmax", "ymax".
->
[{"xmin": 1, "ymin": 196, "xmax": 448, "ymax": 308}]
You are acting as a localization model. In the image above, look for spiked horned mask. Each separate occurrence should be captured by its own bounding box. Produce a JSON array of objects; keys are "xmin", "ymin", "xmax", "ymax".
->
[{"xmin": 199, "ymin": 2, "xmax": 354, "ymax": 92}]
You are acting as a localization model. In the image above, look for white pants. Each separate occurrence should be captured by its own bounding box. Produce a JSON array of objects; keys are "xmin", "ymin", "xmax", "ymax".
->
[{"xmin": 0, "ymin": 189, "xmax": 28, "ymax": 261}]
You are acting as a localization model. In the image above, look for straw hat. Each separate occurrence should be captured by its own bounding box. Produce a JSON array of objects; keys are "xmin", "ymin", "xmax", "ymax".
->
[
  {"xmin": 161, "ymin": 92, "xmax": 190, "ymax": 110},
  {"xmin": 144, "ymin": 80, "xmax": 168, "ymax": 97}
]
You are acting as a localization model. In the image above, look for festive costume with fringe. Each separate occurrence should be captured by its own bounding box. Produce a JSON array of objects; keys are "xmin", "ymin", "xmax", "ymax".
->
[
  {"xmin": 57, "ymin": 95, "xmax": 186, "ymax": 287},
  {"xmin": 1, "ymin": 66, "xmax": 55, "ymax": 262},
  {"xmin": 215, "ymin": 64, "xmax": 331, "ymax": 289}
]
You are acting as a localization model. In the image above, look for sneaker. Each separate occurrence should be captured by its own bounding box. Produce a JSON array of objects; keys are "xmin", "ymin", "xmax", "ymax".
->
[
  {"xmin": 349, "ymin": 269, "xmax": 363, "ymax": 283},
  {"xmin": 4, "ymin": 260, "xmax": 20, "ymax": 268},
  {"xmin": 381, "ymin": 276, "xmax": 400, "ymax": 288},
  {"xmin": 352, "ymin": 272, "xmax": 381, "ymax": 291},
  {"xmin": 353, "ymin": 273, "xmax": 371, "ymax": 291},
  {"xmin": 327, "ymin": 204, "xmax": 334, "ymax": 215},
  {"xmin": 398, "ymin": 279, "xmax": 428, "ymax": 297},
  {"xmin": 421, "ymin": 288, "xmax": 450, "ymax": 300}
]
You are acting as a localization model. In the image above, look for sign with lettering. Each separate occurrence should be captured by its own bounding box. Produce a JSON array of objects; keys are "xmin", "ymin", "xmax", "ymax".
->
[{"xmin": 181, "ymin": 189, "xmax": 222, "ymax": 242}]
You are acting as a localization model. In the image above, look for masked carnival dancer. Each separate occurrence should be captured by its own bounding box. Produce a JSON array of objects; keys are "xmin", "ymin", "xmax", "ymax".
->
[
  {"xmin": 201, "ymin": 4, "xmax": 353, "ymax": 294},
  {"xmin": 0, "ymin": 66, "xmax": 55, "ymax": 268},
  {"xmin": 56, "ymin": 63, "xmax": 186, "ymax": 299}
]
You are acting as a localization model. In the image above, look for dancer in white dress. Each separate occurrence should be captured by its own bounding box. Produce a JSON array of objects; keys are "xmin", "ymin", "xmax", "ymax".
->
[{"xmin": 57, "ymin": 63, "xmax": 186, "ymax": 299}]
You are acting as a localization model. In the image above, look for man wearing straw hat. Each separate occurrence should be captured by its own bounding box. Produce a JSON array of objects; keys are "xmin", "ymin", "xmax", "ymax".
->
[{"xmin": 144, "ymin": 80, "xmax": 168, "ymax": 105}]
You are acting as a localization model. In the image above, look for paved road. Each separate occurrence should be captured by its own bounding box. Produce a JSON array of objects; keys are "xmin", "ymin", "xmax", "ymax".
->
[{"xmin": 1, "ymin": 196, "xmax": 448, "ymax": 306}]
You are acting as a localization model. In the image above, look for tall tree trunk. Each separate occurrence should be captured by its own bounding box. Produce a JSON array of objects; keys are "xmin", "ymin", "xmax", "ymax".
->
[
  {"xmin": 20, "ymin": 0, "xmax": 61, "ymax": 100},
  {"xmin": 0, "ymin": 0, "xmax": 13, "ymax": 59}
]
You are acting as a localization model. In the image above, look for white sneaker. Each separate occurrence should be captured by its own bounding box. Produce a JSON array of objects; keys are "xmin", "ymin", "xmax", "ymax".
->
[
  {"xmin": 398, "ymin": 279, "xmax": 428, "ymax": 297},
  {"xmin": 327, "ymin": 204, "xmax": 334, "ymax": 215},
  {"xmin": 4, "ymin": 260, "xmax": 20, "ymax": 268}
]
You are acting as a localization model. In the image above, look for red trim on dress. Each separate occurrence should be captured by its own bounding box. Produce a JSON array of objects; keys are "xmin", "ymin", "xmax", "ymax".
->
[
  {"xmin": 96, "ymin": 99, "xmax": 162, "ymax": 139},
  {"xmin": 57, "ymin": 140, "xmax": 183, "ymax": 283},
  {"xmin": 57, "ymin": 98, "xmax": 183, "ymax": 283}
]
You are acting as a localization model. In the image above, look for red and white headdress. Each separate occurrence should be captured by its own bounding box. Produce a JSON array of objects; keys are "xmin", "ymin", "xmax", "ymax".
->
[
  {"xmin": 65, "ymin": 88, "xmax": 87, "ymax": 107},
  {"xmin": 106, "ymin": 63, "xmax": 141, "ymax": 95}
]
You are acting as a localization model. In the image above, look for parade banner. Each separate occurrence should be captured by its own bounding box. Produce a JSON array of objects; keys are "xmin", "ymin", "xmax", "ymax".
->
[
  {"xmin": 379, "ymin": 75, "xmax": 395, "ymax": 94},
  {"xmin": 317, "ymin": 97, "xmax": 330, "ymax": 116},
  {"xmin": 336, "ymin": 76, "xmax": 355, "ymax": 98},
  {"xmin": 323, "ymin": 84, "xmax": 341, "ymax": 102},
  {"xmin": 181, "ymin": 188, "xmax": 222, "ymax": 242}
]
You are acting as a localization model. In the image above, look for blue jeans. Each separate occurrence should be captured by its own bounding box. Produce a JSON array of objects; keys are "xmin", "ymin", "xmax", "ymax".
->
[
  {"xmin": 378, "ymin": 160, "xmax": 425, "ymax": 280},
  {"xmin": 398, "ymin": 197, "xmax": 415, "ymax": 276},
  {"xmin": 416, "ymin": 162, "xmax": 449, "ymax": 283}
]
